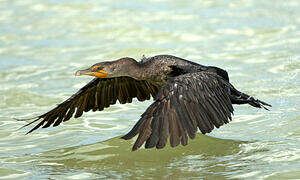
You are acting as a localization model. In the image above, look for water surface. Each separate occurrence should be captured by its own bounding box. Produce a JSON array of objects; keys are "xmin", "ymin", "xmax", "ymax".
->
[{"xmin": 0, "ymin": 0, "xmax": 299, "ymax": 179}]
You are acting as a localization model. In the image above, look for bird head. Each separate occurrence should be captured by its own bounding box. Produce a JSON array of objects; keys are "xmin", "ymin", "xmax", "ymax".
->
[{"xmin": 75, "ymin": 57, "xmax": 138, "ymax": 78}]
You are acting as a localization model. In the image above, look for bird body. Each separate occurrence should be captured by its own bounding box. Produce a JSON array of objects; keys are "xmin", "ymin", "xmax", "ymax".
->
[
  {"xmin": 20, "ymin": 55, "xmax": 271, "ymax": 151},
  {"xmin": 136, "ymin": 55, "xmax": 204, "ymax": 84}
]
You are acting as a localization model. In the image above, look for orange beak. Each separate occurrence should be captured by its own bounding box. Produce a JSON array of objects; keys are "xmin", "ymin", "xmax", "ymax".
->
[{"xmin": 75, "ymin": 68, "xmax": 108, "ymax": 78}]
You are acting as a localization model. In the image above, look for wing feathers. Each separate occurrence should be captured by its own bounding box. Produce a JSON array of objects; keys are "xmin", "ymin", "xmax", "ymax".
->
[
  {"xmin": 123, "ymin": 72, "xmax": 234, "ymax": 151},
  {"xmin": 23, "ymin": 77, "xmax": 159, "ymax": 134},
  {"xmin": 64, "ymin": 102, "xmax": 76, "ymax": 122},
  {"xmin": 132, "ymin": 116, "xmax": 153, "ymax": 151},
  {"xmin": 145, "ymin": 103, "xmax": 161, "ymax": 148},
  {"xmin": 169, "ymin": 110, "xmax": 181, "ymax": 147}
]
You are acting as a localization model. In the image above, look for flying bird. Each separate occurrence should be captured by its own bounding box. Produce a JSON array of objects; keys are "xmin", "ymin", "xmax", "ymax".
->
[{"xmin": 20, "ymin": 55, "xmax": 271, "ymax": 151}]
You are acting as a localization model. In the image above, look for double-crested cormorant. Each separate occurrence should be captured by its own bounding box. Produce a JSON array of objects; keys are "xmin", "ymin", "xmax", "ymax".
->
[{"xmin": 20, "ymin": 55, "xmax": 271, "ymax": 151}]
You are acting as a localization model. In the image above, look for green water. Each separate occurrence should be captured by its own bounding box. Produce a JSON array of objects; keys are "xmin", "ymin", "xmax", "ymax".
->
[{"xmin": 0, "ymin": 0, "xmax": 299, "ymax": 179}]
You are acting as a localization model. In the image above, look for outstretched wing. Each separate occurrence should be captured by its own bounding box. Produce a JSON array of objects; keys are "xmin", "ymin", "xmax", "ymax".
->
[
  {"xmin": 121, "ymin": 72, "xmax": 234, "ymax": 151},
  {"xmin": 22, "ymin": 77, "xmax": 160, "ymax": 134}
]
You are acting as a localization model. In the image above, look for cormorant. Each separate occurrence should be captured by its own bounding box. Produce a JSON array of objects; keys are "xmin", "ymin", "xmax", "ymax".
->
[{"xmin": 20, "ymin": 55, "xmax": 271, "ymax": 151}]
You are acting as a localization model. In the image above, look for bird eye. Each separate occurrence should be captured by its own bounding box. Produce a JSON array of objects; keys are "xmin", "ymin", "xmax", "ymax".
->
[{"xmin": 97, "ymin": 67, "xmax": 103, "ymax": 70}]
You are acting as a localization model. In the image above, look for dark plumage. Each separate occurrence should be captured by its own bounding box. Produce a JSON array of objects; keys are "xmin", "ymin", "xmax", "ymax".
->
[{"xmin": 19, "ymin": 55, "xmax": 271, "ymax": 151}]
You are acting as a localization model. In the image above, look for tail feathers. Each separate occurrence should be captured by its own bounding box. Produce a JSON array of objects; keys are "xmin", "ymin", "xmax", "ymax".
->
[{"xmin": 231, "ymin": 91, "xmax": 272, "ymax": 110}]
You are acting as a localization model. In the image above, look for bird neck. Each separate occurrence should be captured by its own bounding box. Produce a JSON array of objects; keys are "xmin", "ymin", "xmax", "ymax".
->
[{"xmin": 125, "ymin": 64, "xmax": 148, "ymax": 80}]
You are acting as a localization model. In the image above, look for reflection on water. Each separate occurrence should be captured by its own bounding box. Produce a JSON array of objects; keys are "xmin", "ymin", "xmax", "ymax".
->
[
  {"xmin": 16, "ymin": 135, "xmax": 246, "ymax": 179},
  {"xmin": 0, "ymin": 0, "xmax": 299, "ymax": 179}
]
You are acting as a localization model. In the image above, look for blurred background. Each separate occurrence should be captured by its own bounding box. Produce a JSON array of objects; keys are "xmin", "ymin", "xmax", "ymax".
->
[{"xmin": 0, "ymin": 0, "xmax": 299, "ymax": 179}]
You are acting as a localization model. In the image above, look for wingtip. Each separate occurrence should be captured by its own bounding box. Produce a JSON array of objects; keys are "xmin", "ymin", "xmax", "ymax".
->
[
  {"xmin": 25, "ymin": 129, "xmax": 34, "ymax": 135},
  {"xmin": 262, "ymin": 105, "xmax": 270, "ymax": 111},
  {"xmin": 17, "ymin": 124, "xmax": 27, "ymax": 132},
  {"xmin": 258, "ymin": 100, "xmax": 272, "ymax": 107},
  {"xmin": 17, "ymin": 124, "xmax": 34, "ymax": 135},
  {"xmin": 120, "ymin": 135, "xmax": 129, "ymax": 140},
  {"xmin": 16, "ymin": 116, "xmax": 42, "ymax": 134}
]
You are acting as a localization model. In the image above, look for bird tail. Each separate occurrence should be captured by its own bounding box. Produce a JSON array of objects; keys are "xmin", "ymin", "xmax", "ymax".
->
[{"xmin": 230, "ymin": 89, "xmax": 272, "ymax": 110}]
